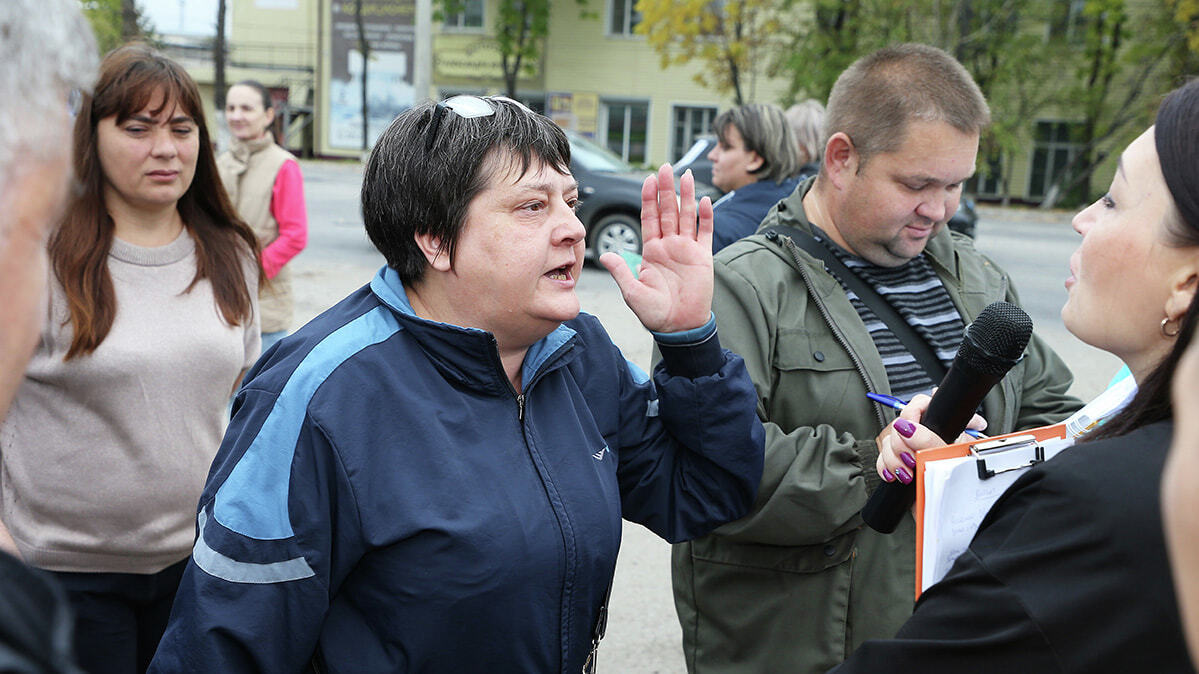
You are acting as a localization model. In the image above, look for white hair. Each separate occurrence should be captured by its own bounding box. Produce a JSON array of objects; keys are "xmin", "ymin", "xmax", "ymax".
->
[{"xmin": 0, "ymin": 0, "xmax": 98, "ymax": 187}]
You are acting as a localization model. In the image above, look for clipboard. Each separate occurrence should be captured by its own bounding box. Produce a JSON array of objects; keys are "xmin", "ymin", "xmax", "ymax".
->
[{"xmin": 913, "ymin": 423, "xmax": 1069, "ymax": 599}]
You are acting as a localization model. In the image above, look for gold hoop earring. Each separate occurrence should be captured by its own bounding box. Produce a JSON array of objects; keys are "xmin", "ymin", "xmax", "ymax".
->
[{"xmin": 1161, "ymin": 317, "xmax": 1182, "ymax": 338}]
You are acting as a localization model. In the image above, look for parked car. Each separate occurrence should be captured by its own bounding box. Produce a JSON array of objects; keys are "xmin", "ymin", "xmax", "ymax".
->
[
  {"xmin": 671, "ymin": 136, "xmax": 981, "ymax": 238},
  {"xmin": 568, "ymin": 131, "xmax": 719, "ymax": 259},
  {"xmin": 672, "ymin": 135, "xmax": 718, "ymax": 190}
]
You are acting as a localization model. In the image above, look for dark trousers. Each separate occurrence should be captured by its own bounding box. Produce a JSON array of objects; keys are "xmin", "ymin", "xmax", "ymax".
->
[{"xmin": 49, "ymin": 559, "xmax": 188, "ymax": 674}]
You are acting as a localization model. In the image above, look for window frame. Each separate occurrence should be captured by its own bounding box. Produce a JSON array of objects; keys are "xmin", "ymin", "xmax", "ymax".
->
[
  {"xmin": 670, "ymin": 104, "xmax": 718, "ymax": 162},
  {"xmin": 599, "ymin": 99, "xmax": 650, "ymax": 166},
  {"xmin": 1027, "ymin": 119, "xmax": 1087, "ymax": 202},
  {"xmin": 606, "ymin": 0, "xmax": 642, "ymax": 37},
  {"xmin": 443, "ymin": 0, "xmax": 485, "ymax": 32}
]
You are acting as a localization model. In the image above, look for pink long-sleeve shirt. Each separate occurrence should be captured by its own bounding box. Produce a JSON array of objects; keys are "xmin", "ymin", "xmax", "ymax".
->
[{"xmin": 262, "ymin": 160, "xmax": 307, "ymax": 280}]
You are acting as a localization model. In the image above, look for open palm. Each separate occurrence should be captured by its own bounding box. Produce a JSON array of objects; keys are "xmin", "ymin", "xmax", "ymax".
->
[{"xmin": 599, "ymin": 165, "xmax": 714, "ymax": 333}]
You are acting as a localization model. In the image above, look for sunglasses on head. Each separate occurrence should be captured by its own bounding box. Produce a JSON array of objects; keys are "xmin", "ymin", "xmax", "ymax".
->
[{"xmin": 423, "ymin": 95, "xmax": 534, "ymax": 152}]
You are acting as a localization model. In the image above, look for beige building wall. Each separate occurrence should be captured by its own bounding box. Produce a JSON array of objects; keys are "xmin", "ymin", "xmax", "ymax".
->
[
  {"xmin": 176, "ymin": 0, "xmax": 1170, "ymax": 202},
  {"xmin": 540, "ymin": 2, "xmax": 794, "ymax": 166}
]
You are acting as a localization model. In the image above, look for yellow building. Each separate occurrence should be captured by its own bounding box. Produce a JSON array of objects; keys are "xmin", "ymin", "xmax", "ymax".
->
[
  {"xmin": 161, "ymin": 0, "xmax": 1174, "ymax": 204},
  {"xmin": 166, "ymin": 0, "xmax": 788, "ymax": 165}
]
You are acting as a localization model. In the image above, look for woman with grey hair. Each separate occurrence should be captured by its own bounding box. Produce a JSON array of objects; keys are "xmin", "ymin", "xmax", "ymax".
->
[
  {"xmin": 151, "ymin": 95, "xmax": 765, "ymax": 673},
  {"xmin": 786, "ymin": 98, "xmax": 826, "ymax": 176},
  {"xmin": 0, "ymin": 3, "xmax": 98, "ymax": 672}
]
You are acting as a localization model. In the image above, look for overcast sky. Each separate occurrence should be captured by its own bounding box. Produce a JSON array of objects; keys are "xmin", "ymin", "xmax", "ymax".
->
[{"xmin": 141, "ymin": 0, "xmax": 221, "ymax": 37}]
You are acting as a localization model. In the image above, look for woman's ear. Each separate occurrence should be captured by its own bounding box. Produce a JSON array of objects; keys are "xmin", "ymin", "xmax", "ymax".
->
[
  {"xmin": 745, "ymin": 151, "xmax": 765, "ymax": 174},
  {"xmin": 413, "ymin": 232, "xmax": 451, "ymax": 272},
  {"xmin": 1166, "ymin": 265, "xmax": 1199, "ymax": 323}
]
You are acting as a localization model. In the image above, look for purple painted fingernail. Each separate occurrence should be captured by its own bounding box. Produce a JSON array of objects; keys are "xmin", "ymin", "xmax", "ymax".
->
[
  {"xmin": 901, "ymin": 452, "xmax": 917, "ymax": 469},
  {"xmin": 880, "ymin": 469, "xmax": 895, "ymax": 483},
  {"xmin": 895, "ymin": 467, "xmax": 913, "ymax": 484},
  {"xmin": 894, "ymin": 419, "xmax": 916, "ymax": 438}
]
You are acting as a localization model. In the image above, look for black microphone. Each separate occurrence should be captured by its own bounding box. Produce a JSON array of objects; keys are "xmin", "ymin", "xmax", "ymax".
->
[{"xmin": 860, "ymin": 301, "xmax": 1034, "ymax": 534}]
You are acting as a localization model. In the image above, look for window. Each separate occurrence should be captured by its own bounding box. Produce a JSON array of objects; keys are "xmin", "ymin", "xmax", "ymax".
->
[
  {"xmin": 600, "ymin": 100, "xmax": 648, "ymax": 165},
  {"xmin": 609, "ymin": 0, "xmax": 641, "ymax": 35},
  {"xmin": 967, "ymin": 152, "xmax": 1003, "ymax": 199},
  {"xmin": 1028, "ymin": 121, "xmax": 1087, "ymax": 203},
  {"xmin": 1048, "ymin": 0, "xmax": 1087, "ymax": 43},
  {"xmin": 444, "ymin": 0, "xmax": 484, "ymax": 30},
  {"xmin": 671, "ymin": 106, "xmax": 717, "ymax": 161}
]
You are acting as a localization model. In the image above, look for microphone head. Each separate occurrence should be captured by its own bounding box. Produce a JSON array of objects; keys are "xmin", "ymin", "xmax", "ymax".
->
[{"xmin": 957, "ymin": 301, "xmax": 1034, "ymax": 376}]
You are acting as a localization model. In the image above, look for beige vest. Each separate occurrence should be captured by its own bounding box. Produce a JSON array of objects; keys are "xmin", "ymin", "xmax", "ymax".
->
[{"xmin": 217, "ymin": 135, "xmax": 296, "ymax": 333}]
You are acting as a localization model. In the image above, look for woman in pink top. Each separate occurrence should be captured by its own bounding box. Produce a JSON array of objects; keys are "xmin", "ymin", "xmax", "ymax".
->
[{"xmin": 218, "ymin": 80, "xmax": 308, "ymax": 354}]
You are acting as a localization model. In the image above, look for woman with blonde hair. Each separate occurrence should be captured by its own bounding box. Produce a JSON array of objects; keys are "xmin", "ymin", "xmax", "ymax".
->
[{"xmin": 0, "ymin": 45, "xmax": 260, "ymax": 673}]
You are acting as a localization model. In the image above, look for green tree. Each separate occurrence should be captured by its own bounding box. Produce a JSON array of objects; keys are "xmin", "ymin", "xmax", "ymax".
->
[
  {"xmin": 937, "ymin": 0, "xmax": 1065, "ymax": 204},
  {"xmin": 80, "ymin": 0, "xmax": 154, "ymax": 54},
  {"xmin": 635, "ymin": 0, "xmax": 792, "ymax": 106},
  {"xmin": 1039, "ymin": 0, "xmax": 1182, "ymax": 207},
  {"xmin": 436, "ymin": 0, "xmax": 590, "ymax": 99},
  {"xmin": 1173, "ymin": 0, "xmax": 1199, "ymax": 51},
  {"xmin": 779, "ymin": 0, "xmax": 930, "ymax": 103}
]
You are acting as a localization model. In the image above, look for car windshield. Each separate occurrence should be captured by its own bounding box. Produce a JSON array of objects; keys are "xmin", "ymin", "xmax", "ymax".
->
[
  {"xmin": 568, "ymin": 132, "xmax": 634, "ymax": 173},
  {"xmin": 676, "ymin": 137, "xmax": 712, "ymax": 166}
]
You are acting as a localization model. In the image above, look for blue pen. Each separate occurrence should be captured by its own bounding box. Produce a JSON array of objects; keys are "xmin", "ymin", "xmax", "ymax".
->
[{"xmin": 866, "ymin": 392, "xmax": 988, "ymax": 439}]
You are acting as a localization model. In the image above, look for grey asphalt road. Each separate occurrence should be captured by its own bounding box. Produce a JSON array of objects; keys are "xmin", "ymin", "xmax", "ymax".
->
[{"xmin": 284, "ymin": 161, "xmax": 1118, "ymax": 673}]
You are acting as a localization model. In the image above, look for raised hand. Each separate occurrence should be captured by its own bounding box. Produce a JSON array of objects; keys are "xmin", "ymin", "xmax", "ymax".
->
[{"xmin": 599, "ymin": 164, "xmax": 714, "ymax": 333}]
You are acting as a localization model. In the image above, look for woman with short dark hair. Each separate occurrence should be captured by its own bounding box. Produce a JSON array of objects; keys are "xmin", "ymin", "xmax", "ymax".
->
[{"xmin": 151, "ymin": 95, "xmax": 765, "ymax": 673}]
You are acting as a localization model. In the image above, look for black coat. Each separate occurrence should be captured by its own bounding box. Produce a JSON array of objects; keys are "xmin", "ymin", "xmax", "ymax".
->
[{"xmin": 833, "ymin": 421, "xmax": 1196, "ymax": 674}]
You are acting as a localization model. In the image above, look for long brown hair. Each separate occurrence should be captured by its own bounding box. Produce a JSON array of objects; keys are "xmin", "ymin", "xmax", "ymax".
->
[{"xmin": 49, "ymin": 44, "xmax": 260, "ymax": 359}]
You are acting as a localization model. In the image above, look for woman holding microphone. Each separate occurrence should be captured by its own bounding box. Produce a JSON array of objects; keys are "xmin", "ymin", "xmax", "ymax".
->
[{"xmin": 838, "ymin": 79, "xmax": 1199, "ymax": 673}]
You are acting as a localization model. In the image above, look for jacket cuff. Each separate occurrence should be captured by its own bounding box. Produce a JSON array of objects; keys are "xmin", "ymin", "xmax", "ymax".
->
[
  {"xmin": 855, "ymin": 438, "xmax": 883, "ymax": 496},
  {"xmin": 652, "ymin": 314, "xmax": 722, "ymax": 379}
]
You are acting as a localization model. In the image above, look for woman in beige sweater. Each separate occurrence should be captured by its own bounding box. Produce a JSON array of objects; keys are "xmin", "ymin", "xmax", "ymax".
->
[{"xmin": 0, "ymin": 45, "xmax": 260, "ymax": 673}]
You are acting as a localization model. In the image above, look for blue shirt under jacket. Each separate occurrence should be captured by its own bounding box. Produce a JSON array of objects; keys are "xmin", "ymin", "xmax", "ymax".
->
[
  {"xmin": 711, "ymin": 175, "xmax": 801, "ymax": 253},
  {"xmin": 149, "ymin": 266, "xmax": 764, "ymax": 674}
]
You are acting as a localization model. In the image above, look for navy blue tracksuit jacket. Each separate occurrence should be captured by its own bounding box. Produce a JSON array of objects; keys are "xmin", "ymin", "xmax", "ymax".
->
[{"xmin": 150, "ymin": 266, "xmax": 764, "ymax": 673}]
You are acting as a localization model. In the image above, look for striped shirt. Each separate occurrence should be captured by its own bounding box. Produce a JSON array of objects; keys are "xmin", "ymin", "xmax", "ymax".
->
[{"xmin": 813, "ymin": 229, "xmax": 965, "ymax": 402}]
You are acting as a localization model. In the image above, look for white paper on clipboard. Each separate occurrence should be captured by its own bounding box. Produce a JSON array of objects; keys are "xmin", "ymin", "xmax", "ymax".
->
[{"xmin": 919, "ymin": 436, "xmax": 1074, "ymax": 593}]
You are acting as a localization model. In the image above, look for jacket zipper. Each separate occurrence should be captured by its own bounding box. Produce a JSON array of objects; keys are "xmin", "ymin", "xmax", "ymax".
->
[
  {"xmin": 774, "ymin": 233, "xmax": 887, "ymax": 428},
  {"xmin": 491, "ymin": 336, "xmax": 582, "ymax": 670}
]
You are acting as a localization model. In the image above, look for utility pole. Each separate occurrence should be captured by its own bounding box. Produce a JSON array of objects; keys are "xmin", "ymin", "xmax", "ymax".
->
[
  {"xmin": 215, "ymin": 0, "xmax": 227, "ymax": 111},
  {"xmin": 356, "ymin": 0, "xmax": 370, "ymax": 152}
]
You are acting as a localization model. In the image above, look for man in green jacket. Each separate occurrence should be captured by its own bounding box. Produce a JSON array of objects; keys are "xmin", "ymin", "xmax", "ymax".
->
[{"xmin": 671, "ymin": 43, "xmax": 1082, "ymax": 674}]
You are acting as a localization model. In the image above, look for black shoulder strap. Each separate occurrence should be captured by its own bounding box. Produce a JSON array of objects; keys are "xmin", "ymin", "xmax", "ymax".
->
[{"xmin": 762, "ymin": 224, "xmax": 948, "ymax": 383}]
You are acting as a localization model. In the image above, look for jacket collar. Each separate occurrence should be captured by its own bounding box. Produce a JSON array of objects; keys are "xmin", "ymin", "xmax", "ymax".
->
[
  {"xmin": 368, "ymin": 266, "xmax": 579, "ymax": 394},
  {"xmin": 226, "ymin": 134, "xmax": 276, "ymax": 172}
]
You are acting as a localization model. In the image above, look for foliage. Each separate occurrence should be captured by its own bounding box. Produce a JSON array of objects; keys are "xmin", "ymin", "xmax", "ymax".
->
[
  {"xmin": 1174, "ymin": 0, "xmax": 1199, "ymax": 52},
  {"xmin": 778, "ymin": 0, "xmax": 931, "ymax": 103},
  {"xmin": 771, "ymin": 0, "xmax": 1182, "ymax": 207},
  {"xmin": 79, "ymin": 0, "xmax": 155, "ymax": 54},
  {"xmin": 634, "ymin": 0, "xmax": 791, "ymax": 106},
  {"xmin": 436, "ymin": 0, "xmax": 590, "ymax": 98},
  {"xmin": 1039, "ymin": 0, "xmax": 1181, "ymax": 206}
]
